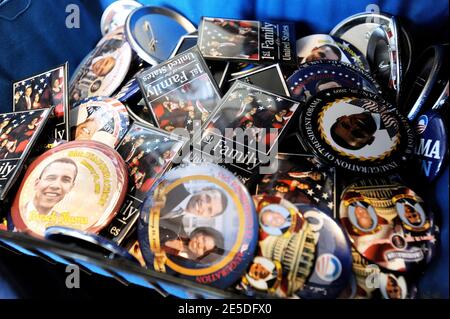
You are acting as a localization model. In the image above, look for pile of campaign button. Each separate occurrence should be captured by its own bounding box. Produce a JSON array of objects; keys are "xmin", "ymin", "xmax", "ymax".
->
[
  {"xmin": 239, "ymin": 195, "xmax": 351, "ymax": 299},
  {"xmin": 125, "ymin": 6, "xmax": 196, "ymax": 66},
  {"xmin": 10, "ymin": 140, "xmax": 128, "ymax": 238},
  {"xmin": 69, "ymin": 27, "xmax": 133, "ymax": 105},
  {"xmin": 1, "ymin": 5, "xmax": 448, "ymax": 301},
  {"xmin": 414, "ymin": 110, "xmax": 448, "ymax": 182},
  {"xmin": 100, "ymin": 0, "xmax": 143, "ymax": 36},
  {"xmin": 287, "ymin": 60, "xmax": 381, "ymax": 102},
  {"xmin": 296, "ymin": 34, "xmax": 370, "ymax": 72},
  {"xmin": 45, "ymin": 226, "xmax": 138, "ymax": 262},
  {"xmin": 298, "ymin": 87, "xmax": 415, "ymax": 174},
  {"xmin": 137, "ymin": 163, "xmax": 258, "ymax": 289},
  {"xmin": 348, "ymin": 247, "xmax": 417, "ymax": 299},
  {"xmin": 70, "ymin": 96, "xmax": 129, "ymax": 148},
  {"xmin": 339, "ymin": 178, "xmax": 437, "ymax": 274}
]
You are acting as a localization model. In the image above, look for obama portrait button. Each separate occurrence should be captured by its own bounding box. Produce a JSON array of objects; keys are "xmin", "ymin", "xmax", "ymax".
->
[{"xmin": 11, "ymin": 140, "xmax": 128, "ymax": 238}]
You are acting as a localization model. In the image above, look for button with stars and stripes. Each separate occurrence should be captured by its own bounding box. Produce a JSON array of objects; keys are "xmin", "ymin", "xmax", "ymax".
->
[
  {"xmin": 254, "ymin": 153, "xmax": 336, "ymax": 217},
  {"xmin": 138, "ymin": 162, "xmax": 258, "ymax": 289},
  {"xmin": 298, "ymin": 87, "xmax": 415, "ymax": 174},
  {"xmin": 296, "ymin": 34, "xmax": 370, "ymax": 72},
  {"xmin": 287, "ymin": 60, "xmax": 381, "ymax": 103},
  {"xmin": 339, "ymin": 177, "xmax": 438, "ymax": 274}
]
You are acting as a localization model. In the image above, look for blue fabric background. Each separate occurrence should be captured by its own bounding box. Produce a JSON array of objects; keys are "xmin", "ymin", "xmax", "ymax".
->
[{"xmin": 0, "ymin": 0, "xmax": 448, "ymax": 298}]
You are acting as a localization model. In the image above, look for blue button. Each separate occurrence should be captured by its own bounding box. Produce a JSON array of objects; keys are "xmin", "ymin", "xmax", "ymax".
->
[{"xmin": 415, "ymin": 110, "xmax": 448, "ymax": 182}]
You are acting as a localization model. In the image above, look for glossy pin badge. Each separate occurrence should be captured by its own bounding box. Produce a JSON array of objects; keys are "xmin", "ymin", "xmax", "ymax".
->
[
  {"xmin": 298, "ymin": 87, "xmax": 415, "ymax": 174},
  {"xmin": 138, "ymin": 163, "xmax": 258, "ymax": 288},
  {"xmin": 339, "ymin": 178, "xmax": 437, "ymax": 274},
  {"xmin": 287, "ymin": 60, "xmax": 381, "ymax": 102},
  {"xmin": 125, "ymin": 6, "xmax": 196, "ymax": 66},
  {"xmin": 10, "ymin": 140, "xmax": 128, "ymax": 238},
  {"xmin": 414, "ymin": 110, "xmax": 448, "ymax": 182}
]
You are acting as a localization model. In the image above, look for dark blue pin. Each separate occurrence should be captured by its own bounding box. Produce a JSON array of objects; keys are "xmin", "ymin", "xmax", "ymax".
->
[
  {"xmin": 415, "ymin": 110, "xmax": 448, "ymax": 182},
  {"xmin": 295, "ymin": 205, "xmax": 352, "ymax": 299}
]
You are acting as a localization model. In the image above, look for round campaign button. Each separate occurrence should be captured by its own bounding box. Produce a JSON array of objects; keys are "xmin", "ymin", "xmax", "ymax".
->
[
  {"xmin": 366, "ymin": 21, "xmax": 400, "ymax": 101},
  {"xmin": 414, "ymin": 110, "xmax": 448, "ymax": 182},
  {"xmin": 242, "ymin": 196, "xmax": 351, "ymax": 299},
  {"xmin": 339, "ymin": 178, "xmax": 437, "ymax": 273},
  {"xmin": 70, "ymin": 96, "xmax": 130, "ymax": 148},
  {"xmin": 11, "ymin": 140, "xmax": 128, "ymax": 238},
  {"xmin": 296, "ymin": 34, "xmax": 370, "ymax": 72},
  {"xmin": 299, "ymin": 87, "xmax": 415, "ymax": 174},
  {"xmin": 350, "ymin": 248, "xmax": 417, "ymax": 299},
  {"xmin": 287, "ymin": 60, "xmax": 381, "ymax": 102},
  {"xmin": 401, "ymin": 45, "xmax": 449, "ymax": 121},
  {"xmin": 432, "ymin": 81, "xmax": 449, "ymax": 111},
  {"xmin": 45, "ymin": 226, "xmax": 138, "ymax": 262},
  {"xmin": 238, "ymin": 195, "xmax": 311, "ymax": 297},
  {"xmin": 125, "ymin": 6, "xmax": 196, "ymax": 66},
  {"xmin": 69, "ymin": 27, "xmax": 132, "ymax": 106},
  {"xmin": 331, "ymin": 12, "xmax": 412, "ymax": 102},
  {"xmin": 296, "ymin": 204, "xmax": 352, "ymax": 299},
  {"xmin": 100, "ymin": 0, "xmax": 143, "ymax": 35},
  {"xmin": 138, "ymin": 163, "xmax": 258, "ymax": 289}
]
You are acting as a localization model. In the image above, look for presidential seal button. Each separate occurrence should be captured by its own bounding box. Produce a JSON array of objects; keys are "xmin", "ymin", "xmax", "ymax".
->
[
  {"xmin": 10, "ymin": 140, "xmax": 128, "ymax": 238},
  {"xmin": 69, "ymin": 27, "xmax": 132, "ymax": 105},
  {"xmin": 137, "ymin": 163, "xmax": 258, "ymax": 289},
  {"xmin": 296, "ymin": 34, "xmax": 370, "ymax": 72},
  {"xmin": 45, "ymin": 226, "xmax": 138, "ymax": 262},
  {"xmin": 339, "ymin": 178, "xmax": 437, "ymax": 273},
  {"xmin": 70, "ymin": 96, "xmax": 130, "ymax": 148},
  {"xmin": 100, "ymin": 0, "xmax": 143, "ymax": 35},
  {"xmin": 414, "ymin": 110, "xmax": 448, "ymax": 182},
  {"xmin": 125, "ymin": 6, "xmax": 196, "ymax": 66},
  {"xmin": 287, "ymin": 60, "xmax": 381, "ymax": 102},
  {"xmin": 299, "ymin": 87, "xmax": 415, "ymax": 174}
]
